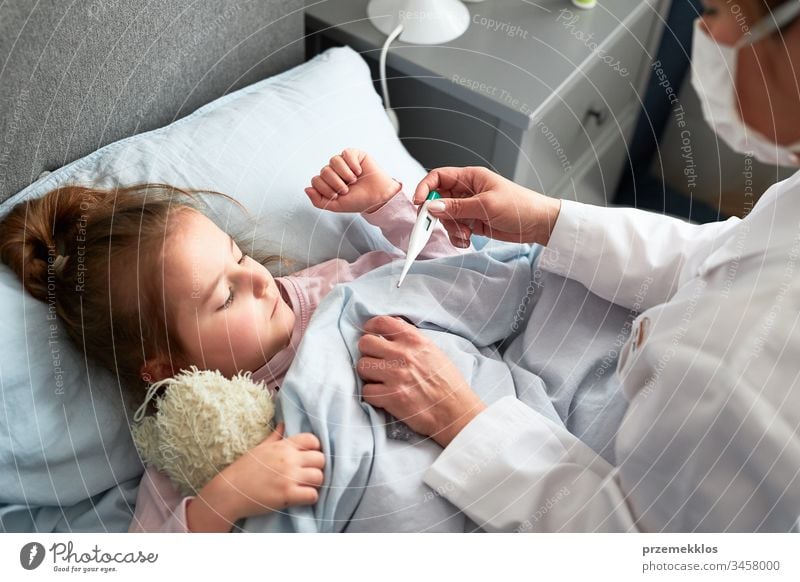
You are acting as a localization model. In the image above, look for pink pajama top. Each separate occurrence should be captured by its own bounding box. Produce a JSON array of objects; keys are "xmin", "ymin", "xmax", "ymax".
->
[{"xmin": 129, "ymin": 190, "xmax": 472, "ymax": 532}]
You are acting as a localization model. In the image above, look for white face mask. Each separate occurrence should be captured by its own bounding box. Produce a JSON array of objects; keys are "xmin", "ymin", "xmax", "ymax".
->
[{"xmin": 690, "ymin": 2, "xmax": 800, "ymax": 167}]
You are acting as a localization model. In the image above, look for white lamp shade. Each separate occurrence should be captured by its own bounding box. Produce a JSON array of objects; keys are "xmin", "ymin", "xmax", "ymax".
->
[{"xmin": 367, "ymin": 0, "xmax": 470, "ymax": 45}]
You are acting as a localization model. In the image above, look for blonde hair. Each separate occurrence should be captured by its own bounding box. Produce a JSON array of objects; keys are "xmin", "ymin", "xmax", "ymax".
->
[{"xmin": 0, "ymin": 183, "xmax": 283, "ymax": 409}]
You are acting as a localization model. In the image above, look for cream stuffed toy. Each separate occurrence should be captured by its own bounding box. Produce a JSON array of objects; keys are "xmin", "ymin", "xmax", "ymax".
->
[{"xmin": 131, "ymin": 365, "xmax": 276, "ymax": 496}]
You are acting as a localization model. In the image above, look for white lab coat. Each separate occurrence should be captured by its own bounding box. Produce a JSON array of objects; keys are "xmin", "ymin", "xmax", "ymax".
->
[{"xmin": 423, "ymin": 169, "xmax": 800, "ymax": 532}]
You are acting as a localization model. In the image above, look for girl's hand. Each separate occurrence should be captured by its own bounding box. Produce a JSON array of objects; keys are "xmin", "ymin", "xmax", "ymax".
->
[
  {"xmin": 356, "ymin": 316, "xmax": 487, "ymax": 448},
  {"xmin": 186, "ymin": 423, "xmax": 325, "ymax": 532},
  {"xmin": 305, "ymin": 148, "xmax": 402, "ymax": 214}
]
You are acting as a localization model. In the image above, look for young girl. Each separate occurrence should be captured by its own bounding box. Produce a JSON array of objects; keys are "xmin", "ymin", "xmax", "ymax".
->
[{"xmin": 0, "ymin": 149, "xmax": 471, "ymax": 533}]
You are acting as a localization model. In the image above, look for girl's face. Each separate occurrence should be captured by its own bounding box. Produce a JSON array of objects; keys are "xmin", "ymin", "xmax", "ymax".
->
[{"xmin": 162, "ymin": 209, "xmax": 295, "ymax": 378}]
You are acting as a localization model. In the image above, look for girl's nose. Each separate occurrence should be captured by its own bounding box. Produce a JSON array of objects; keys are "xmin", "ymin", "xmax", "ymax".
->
[{"xmin": 249, "ymin": 266, "xmax": 269, "ymax": 298}]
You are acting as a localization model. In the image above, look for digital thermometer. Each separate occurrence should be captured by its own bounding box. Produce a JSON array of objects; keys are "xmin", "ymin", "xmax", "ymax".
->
[{"xmin": 397, "ymin": 190, "xmax": 442, "ymax": 288}]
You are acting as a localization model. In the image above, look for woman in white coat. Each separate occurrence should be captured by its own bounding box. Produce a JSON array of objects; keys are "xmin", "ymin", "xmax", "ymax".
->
[{"xmin": 357, "ymin": 0, "xmax": 800, "ymax": 532}]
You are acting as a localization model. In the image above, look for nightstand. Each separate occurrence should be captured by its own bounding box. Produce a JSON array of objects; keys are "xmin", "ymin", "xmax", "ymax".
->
[{"xmin": 306, "ymin": 0, "xmax": 671, "ymax": 206}]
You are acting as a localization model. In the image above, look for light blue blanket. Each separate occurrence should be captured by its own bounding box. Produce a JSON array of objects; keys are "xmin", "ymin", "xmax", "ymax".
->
[{"xmin": 244, "ymin": 243, "xmax": 635, "ymax": 532}]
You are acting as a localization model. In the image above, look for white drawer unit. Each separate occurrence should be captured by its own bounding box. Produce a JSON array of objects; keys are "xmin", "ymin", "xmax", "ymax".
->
[
  {"xmin": 306, "ymin": 0, "xmax": 671, "ymax": 207},
  {"xmin": 515, "ymin": 0, "xmax": 662, "ymax": 205}
]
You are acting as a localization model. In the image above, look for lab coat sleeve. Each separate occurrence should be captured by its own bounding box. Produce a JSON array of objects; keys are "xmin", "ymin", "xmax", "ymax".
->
[
  {"xmin": 537, "ymin": 200, "xmax": 741, "ymax": 310},
  {"xmin": 423, "ymin": 396, "xmax": 639, "ymax": 532}
]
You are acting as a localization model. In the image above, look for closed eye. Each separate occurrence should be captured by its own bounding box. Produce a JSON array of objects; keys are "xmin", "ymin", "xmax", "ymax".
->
[{"xmin": 220, "ymin": 252, "xmax": 248, "ymax": 310}]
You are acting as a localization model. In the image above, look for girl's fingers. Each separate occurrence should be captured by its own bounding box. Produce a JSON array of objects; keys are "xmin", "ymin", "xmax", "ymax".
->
[
  {"xmin": 288, "ymin": 486, "xmax": 319, "ymax": 506},
  {"xmin": 298, "ymin": 468, "xmax": 324, "ymax": 487},
  {"xmin": 288, "ymin": 432, "xmax": 322, "ymax": 451},
  {"xmin": 305, "ymin": 187, "xmax": 341, "ymax": 212},
  {"xmin": 320, "ymin": 166, "xmax": 349, "ymax": 195},
  {"xmin": 311, "ymin": 175, "xmax": 337, "ymax": 200},
  {"xmin": 342, "ymin": 148, "xmax": 363, "ymax": 176},
  {"xmin": 302, "ymin": 450, "xmax": 326, "ymax": 469},
  {"xmin": 329, "ymin": 156, "xmax": 357, "ymax": 184},
  {"xmin": 304, "ymin": 187, "xmax": 322, "ymax": 206}
]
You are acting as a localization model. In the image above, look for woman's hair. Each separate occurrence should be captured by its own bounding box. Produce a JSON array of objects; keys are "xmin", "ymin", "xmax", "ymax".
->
[{"xmin": 0, "ymin": 183, "xmax": 282, "ymax": 410}]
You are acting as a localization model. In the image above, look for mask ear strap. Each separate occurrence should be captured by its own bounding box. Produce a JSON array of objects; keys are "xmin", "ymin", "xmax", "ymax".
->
[
  {"xmin": 133, "ymin": 376, "xmax": 174, "ymax": 423},
  {"xmin": 738, "ymin": 1, "xmax": 800, "ymax": 47}
]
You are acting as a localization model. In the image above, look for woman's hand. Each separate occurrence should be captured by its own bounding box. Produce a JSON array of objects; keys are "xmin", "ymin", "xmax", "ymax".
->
[
  {"xmin": 356, "ymin": 316, "xmax": 486, "ymax": 448},
  {"xmin": 305, "ymin": 148, "xmax": 402, "ymax": 214},
  {"xmin": 186, "ymin": 423, "xmax": 325, "ymax": 532},
  {"xmin": 413, "ymin": 166, "xmax": 562, "ymax": 247}
]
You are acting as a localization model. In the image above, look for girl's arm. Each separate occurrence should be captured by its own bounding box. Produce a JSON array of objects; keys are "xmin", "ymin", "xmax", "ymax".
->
[
  {"xmin": 128, "ymin": 467, "xmax": 241, "ymax": 533},
  {"xmin": 361, "ymin": 187, "xmax": 475, "ymax": 259},
  {"xmin": 127, "ymin": 466, "xmax": 259, "ymax": 533},
  {"xmin": 128, "ymin": 466, "xmax": 196, "ymax": 533},
  {"xmin": 304, "ymin": 149, "xmax": 473, "ymax": 259}
]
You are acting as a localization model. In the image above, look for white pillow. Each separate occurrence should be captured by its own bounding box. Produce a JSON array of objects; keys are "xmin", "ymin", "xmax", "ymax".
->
[
  {"xmin": 0, "ymin": 46, "xmax": 427, "ymax": 532},
  {"xmin": 3, "ymin": 46, "xmax": 427, "ymax": 265}
]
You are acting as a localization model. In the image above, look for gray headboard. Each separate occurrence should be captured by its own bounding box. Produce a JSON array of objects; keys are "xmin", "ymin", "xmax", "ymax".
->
[{"xmin": 0, "ymin": 0, "xmax": 305, "ymax": 204}]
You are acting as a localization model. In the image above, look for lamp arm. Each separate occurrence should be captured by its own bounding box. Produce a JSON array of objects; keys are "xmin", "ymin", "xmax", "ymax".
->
[{"xmin": 379, "ymin": 22, "xmax": 404, "ymax": 132}]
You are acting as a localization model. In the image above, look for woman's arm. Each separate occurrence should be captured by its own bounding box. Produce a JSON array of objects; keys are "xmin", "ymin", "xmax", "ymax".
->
[
  {"xmin": 413, "ymin": 166, "xmax": 742, "ymax": 311},
  {"xmin": 536, "ymin": 200, "xmax": 741, "ymax": 311},
  {"xmin": 357, "ymin": 316, "xmax": 639, "ymax": 532},
  {"xmin": 423, "ymin": 396, "xmax": 639, "ymax": 532}
]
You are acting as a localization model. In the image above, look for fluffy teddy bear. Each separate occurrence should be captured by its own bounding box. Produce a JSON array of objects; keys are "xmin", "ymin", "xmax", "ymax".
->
[{"xmin": 131, "ymin": 366, "xmax": 276, "ymax": 496}]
